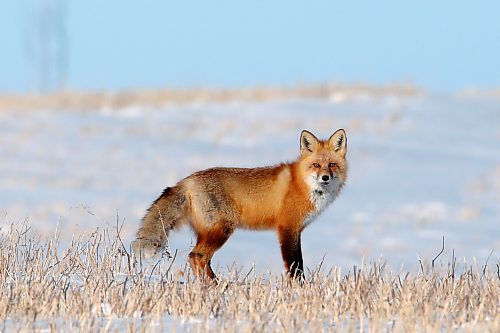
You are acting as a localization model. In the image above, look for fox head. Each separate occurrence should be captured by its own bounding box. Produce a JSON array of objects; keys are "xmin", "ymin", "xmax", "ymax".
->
[{"xmin": 298, "ymin": 129, "xmax": 348, "ymax": 194}]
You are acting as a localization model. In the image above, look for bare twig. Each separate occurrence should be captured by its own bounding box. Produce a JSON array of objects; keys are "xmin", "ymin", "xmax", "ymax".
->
[
  {"xmin": 482, "ymin": 249, "xmax": 494, "ymax": 276},
  {"xmin": 417, "ymin": 253, "xmax": 425, "ymax": 276},
  {"xmin": 432, "ymin": 236, "xmax": 445, "ymax": 269}
]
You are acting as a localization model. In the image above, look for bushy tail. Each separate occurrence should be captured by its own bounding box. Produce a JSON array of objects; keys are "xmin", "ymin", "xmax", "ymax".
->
[{"xmin": 132, "ymin": 186, "xmax": 187, "ymax": 259}]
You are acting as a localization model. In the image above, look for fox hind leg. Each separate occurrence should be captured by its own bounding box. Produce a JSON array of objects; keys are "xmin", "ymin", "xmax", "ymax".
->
[{"xmin": 189, "ymin": 222, "xmax": 235, "ymax": 282}]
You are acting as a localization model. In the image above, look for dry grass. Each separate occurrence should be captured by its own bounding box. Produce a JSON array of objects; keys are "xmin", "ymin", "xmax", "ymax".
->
[
  {"xmin": 0, "ymin": 223, "xmax": 498, "ymax": 332},
  {"xmin": 458, "ymin": 87, "xmax": 500, "ymax": 100},
  {"xmin": 0, "ymin": 83, "xmax": 421, "ymax": 112}
]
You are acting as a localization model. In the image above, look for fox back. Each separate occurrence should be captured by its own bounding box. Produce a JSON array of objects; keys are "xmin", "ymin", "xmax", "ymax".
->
[{"xmin": 133, "ymin": 129, "xmax": 348, "ymax": 281}]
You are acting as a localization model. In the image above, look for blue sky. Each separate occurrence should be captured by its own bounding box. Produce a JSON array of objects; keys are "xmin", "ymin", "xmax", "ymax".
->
[{"xmin": 1, "ymin": 1, "xmax": 499, "ymax": 93}]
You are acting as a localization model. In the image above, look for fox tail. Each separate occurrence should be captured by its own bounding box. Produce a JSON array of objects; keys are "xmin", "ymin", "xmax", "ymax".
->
[{"xmin": 132, "ymin": 186, "xmax": 187, "ymax": 259}]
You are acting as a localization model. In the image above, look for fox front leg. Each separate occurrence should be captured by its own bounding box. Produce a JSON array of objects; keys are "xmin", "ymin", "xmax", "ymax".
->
[{"xmin": 277, "ymin": 226, "xmax": 304, "ymax": 280}]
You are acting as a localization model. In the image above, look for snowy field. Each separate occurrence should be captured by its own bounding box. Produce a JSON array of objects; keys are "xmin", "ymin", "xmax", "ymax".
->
[{"xmin": 1, "ymin": 92, "xmax": 499, "ymax": 275}]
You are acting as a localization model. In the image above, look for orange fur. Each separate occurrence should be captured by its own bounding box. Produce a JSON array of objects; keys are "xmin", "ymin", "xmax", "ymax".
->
[{"xmin": 133, "ymin": 129, "xmax": 348, "ymax": 281}]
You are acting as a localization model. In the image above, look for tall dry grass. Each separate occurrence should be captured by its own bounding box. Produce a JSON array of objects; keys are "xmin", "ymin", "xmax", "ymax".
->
[
  {"xmin": 0, "ymin": 83, "xmax": 421, "ymax": 113},
  {"xmin": 0, "ymin": 222, "xmax": 498, "ymax": 332}
]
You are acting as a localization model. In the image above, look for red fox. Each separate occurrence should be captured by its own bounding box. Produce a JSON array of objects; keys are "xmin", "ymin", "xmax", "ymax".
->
[{"xmin": 132, "ymin": 129, "xmax": 348, "ymax": 281}]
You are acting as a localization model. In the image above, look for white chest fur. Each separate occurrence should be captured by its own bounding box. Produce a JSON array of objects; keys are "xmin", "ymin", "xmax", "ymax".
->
[{"xmin": 302, "ymin": 176, "xmax": 341, "ymax": 229}]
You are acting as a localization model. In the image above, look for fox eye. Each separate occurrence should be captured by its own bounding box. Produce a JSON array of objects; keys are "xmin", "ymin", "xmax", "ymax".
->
[
  {"xmin": 329, "ymin": 162, "xmax": 336, "ymax": 168},
  {"xmin": 313, "ymin": 163, "xmax": 320, "ymax": 168}
]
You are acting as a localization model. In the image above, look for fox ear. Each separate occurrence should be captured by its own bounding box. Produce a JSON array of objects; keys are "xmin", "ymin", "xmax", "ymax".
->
[
  {"xmin": 328, "ymin": 129, "xmax": 347, "ymax": 157},
  {"xmin": 300, "ymin": 130, "xmax": 319, "ymax": 155}
]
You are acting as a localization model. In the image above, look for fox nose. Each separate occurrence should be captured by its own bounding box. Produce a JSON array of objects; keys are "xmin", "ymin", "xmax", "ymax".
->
[{"xmin": 321, "ymin": 175, "xmax": 330, "ymax": 182}]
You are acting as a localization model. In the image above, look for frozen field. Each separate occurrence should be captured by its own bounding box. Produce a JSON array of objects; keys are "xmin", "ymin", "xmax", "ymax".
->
[{"xmin": 1, "ymin": 92, "xmax": 499, "ymax": 274}]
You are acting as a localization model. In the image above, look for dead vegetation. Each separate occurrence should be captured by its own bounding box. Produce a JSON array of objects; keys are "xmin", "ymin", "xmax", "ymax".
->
[
  {"xmin": 0, "ymin": 223, "xmax": 498, "ymax": 332},
  {"xmin": 0, "ymin": 83, "xmax": 421, "ymax": 112}
]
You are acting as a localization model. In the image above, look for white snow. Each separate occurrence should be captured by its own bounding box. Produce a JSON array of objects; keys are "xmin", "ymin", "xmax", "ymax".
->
[{"xmin": 1, "ymin": 93, "xmax": 498, "ymax": 273}]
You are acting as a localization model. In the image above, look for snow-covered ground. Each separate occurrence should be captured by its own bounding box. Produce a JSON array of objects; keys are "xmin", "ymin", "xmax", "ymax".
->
[{"xmin": 1, "ymin": 92, "xmax": 498, "ymax": 274}]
